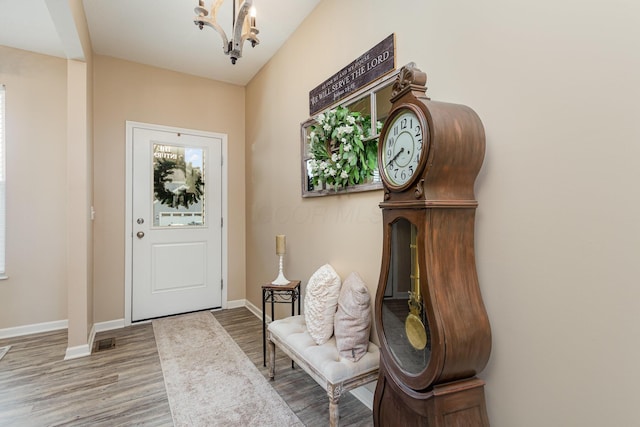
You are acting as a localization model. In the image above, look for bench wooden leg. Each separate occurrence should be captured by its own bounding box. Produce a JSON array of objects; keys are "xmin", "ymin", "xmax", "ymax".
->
[
  {"xmin": 327, "ymin": 383, "xmax": 343, "ymax": 427},
  {"xmin": 268, "ymin": 334, "xmax": 276, "ymax": 380},
  {"xmin": 329, "ymin": 399, "xmax": 339, "ymax": 427}
]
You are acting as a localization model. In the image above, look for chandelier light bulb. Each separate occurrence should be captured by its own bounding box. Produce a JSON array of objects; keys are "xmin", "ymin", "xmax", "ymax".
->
[{"xmin": 250, "ymin": 6, "xmax": 256, "ymax": 26}]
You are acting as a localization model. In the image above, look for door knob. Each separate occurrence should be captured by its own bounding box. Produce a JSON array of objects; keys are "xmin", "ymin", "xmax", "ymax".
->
[{"xmin": 136, "ymin": 231, "xmax": 145, "ymax": 239}]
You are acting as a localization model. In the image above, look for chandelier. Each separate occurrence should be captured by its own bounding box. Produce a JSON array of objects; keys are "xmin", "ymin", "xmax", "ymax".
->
[{"xmin": 194, "ymin": 0, "xmax": 260, "ymax": 65}]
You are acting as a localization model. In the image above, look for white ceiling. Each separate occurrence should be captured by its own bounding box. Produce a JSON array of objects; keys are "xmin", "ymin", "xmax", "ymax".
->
[{"xmin": 0, "ymin": 0, "xmax": 321, "ymax": 86}]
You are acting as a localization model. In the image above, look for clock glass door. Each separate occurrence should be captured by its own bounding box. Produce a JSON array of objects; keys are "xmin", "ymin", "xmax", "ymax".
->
[{"xmin": 381, "ymin": 218, "xmax": 431, "ymax": 374}]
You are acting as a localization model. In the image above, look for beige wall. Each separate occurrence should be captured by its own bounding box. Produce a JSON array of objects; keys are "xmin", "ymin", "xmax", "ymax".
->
[
  {"xmin": 246, "ymin": 0, "xmax": 640, "ymax": 425},
  {"xmin": 92, "ymin": 55, "xmax": 246, "ymax": 322},
  {"xmin": 0, "ymin": 0, "xmax": 95, "ymax": 349},
  {"xmin": 0, "ymin": 46, "xmax": 68, "ymax": 328},
  {"xmin": 0, "ymin": 50, "xmax": 248, "ymax": 328},
  {"xmin": 67, "ymin": 0, "xmax": 95, "ymax": 349},
  {"xmin": 2, "ymin": 0, "xmax": 640, "ymax": 423},
  {"xmin": 66, "ymin": 58, "xmax": 91, "ymax": 348}
]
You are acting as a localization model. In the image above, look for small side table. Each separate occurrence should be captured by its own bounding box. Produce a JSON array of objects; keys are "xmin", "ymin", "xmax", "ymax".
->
[{"xmin": 262, "ymin": 280, "xmax": 301, "ymax": 367}]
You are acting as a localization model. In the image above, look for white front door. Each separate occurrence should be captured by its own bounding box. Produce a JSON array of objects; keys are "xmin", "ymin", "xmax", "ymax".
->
[{"xmin": 130, "ymin": 125, "xmax": 223, "ymax": 321}]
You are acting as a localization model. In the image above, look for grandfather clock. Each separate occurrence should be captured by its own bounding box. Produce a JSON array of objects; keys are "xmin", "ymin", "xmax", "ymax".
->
[{"xmin": 373, "ymin": 63, "xmax": 491, "ymax": 426}]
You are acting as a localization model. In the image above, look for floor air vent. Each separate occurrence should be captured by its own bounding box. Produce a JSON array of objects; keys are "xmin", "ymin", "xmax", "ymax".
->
[{"xmin": 94, "ymin": 337, "xmax": 116, "ymax": 352}]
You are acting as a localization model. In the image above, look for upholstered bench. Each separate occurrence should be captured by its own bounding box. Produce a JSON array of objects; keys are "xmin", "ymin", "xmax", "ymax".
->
[{"xmin": 268, "ymin": 315, "xmax": 379, "ymax": 427}]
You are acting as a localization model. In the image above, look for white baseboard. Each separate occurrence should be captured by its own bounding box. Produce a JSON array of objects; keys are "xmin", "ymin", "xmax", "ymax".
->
[
  {"xmin": 64, "ymin": 343, "xmax": 91, "ymax": 360},
  {"xmin": 226, "ymin": 299, "xmax": 247, "ymax": 310},
  {"xmin": 245, "ymin": 299, "xmax": 271, "ymax": 322},
  {"xmin": 95, "ymin": 318, "xmax": 125, "ymax": 332},
  {"xmin": 0, "ymin": 318, "xmax": 118, "ymax": 360},
  {"xmin": 65, "ymin": 323, "xmax": 96, "ymax": 360},
  {"xmin": 0, "ymin": 319, "xmax": 68, "ymax": 339},
  {"xmin": 349, "ymin": 384, "xmax": 375, "ymax": 410}
]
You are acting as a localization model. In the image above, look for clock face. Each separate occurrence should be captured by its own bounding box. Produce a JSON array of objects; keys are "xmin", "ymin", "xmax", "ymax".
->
[{"xmin": 381, "ymin": 108, "xmax": 424, "ymax": 187}]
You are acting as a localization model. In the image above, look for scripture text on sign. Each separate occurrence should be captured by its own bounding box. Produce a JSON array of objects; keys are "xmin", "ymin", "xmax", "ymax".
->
[{"xmin": 309, "ymin": 34, "xmax": 396, "ymax": 116}]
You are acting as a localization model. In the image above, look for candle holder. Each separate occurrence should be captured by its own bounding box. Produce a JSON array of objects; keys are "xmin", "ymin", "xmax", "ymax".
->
[
  {"xmin": 272, "ymin": 254, "xmax": 289, "ymax": 285},
  {"xmin": 272, "ymin": 235, "xmax": 289, "ymax": 285}
]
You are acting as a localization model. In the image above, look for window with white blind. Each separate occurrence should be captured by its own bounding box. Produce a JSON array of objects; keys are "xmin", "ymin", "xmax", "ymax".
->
[{"xmin": 0, "ymin": 85, "xmax": 5, "ymax": 277}]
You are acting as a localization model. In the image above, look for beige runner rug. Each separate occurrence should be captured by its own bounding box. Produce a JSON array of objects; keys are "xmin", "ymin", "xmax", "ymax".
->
[{"xmin": 152, "ymin": 311, "xmax": 302, "ymax": 427}]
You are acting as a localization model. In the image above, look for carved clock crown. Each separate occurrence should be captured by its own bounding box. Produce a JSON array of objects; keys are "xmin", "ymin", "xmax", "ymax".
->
[{"xmin": 390, "ymin": 62, "xmax": 430, "ymax": 103}]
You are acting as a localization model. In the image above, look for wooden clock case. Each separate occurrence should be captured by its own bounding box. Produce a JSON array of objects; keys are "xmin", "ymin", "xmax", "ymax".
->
[{"xmin": 373, "ymin": 63, "xmax": 491, "ymax": 426}]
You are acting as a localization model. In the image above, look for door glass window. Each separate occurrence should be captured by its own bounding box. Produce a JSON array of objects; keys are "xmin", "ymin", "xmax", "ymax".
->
[{"xmin": 152, "ymin": 143, "xmax": 205, "ymax": 227}]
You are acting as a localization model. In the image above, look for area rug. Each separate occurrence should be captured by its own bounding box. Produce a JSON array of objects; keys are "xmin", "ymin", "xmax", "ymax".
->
[
  {"xmin": 152, "ymin": 311, "xmax": 302, "ymax": 427},
  {"xmin": 0, "ymin": 345, "xmax": 10, "ymax": 361}
]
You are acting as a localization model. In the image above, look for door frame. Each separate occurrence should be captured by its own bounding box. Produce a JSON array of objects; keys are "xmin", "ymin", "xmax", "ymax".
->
[{"xmin": 124, "ymin": 121, "xmax": 228, "ymax": 326}]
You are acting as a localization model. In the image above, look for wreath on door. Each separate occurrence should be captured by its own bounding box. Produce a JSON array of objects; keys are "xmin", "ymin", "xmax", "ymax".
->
[{"xmin": 154, "ymin": 158, "xmax": 204, "ymax": 208}]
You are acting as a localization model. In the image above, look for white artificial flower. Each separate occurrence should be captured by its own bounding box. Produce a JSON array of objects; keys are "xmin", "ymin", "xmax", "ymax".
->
[{"xmin": 307, "ymin": 105, "xmax": 383, "ymax": 190}]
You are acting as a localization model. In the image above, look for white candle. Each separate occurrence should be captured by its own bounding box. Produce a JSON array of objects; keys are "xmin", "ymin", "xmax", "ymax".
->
[{"xmin": 276, "ymin": 235, "xmax": 286, "ymax": 255}]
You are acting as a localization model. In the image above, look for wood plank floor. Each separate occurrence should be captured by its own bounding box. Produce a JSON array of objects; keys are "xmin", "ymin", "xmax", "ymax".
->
[
  {"xmin": 0, "ymin": 323, "xmax": 172, "ymax": 426},
  {"xmin": 213, "ymin": 308, "xmax": 373, "ymax": 427},
  {"xmin": 0, "ymin": 307, "xmax": 373, "ymax": 426}
]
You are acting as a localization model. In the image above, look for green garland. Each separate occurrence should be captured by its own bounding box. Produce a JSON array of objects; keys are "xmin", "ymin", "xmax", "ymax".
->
[{"xmin": 307, "ymin": 105, "xmax": 382, "ymax": 190}]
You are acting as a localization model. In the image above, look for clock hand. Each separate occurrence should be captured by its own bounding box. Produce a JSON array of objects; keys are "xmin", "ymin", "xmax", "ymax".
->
[{"xmin": 386, "ymin": 147, "xmax": 405, "ymax": 167}]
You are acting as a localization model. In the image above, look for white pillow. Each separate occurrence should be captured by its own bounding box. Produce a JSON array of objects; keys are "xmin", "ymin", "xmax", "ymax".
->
[
  {"xmin": 304, "ymin": 264, "xmax": 342, "ymax": 345},
  {"xmin": 334, "ymin": 272, "xmax": 371, "ymax": 362}
]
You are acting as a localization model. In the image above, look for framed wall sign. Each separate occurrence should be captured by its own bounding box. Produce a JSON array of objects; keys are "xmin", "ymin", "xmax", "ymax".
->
[{"xmin": 309, "ymin": 34, "xmax": 396, "ymax": 117}]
